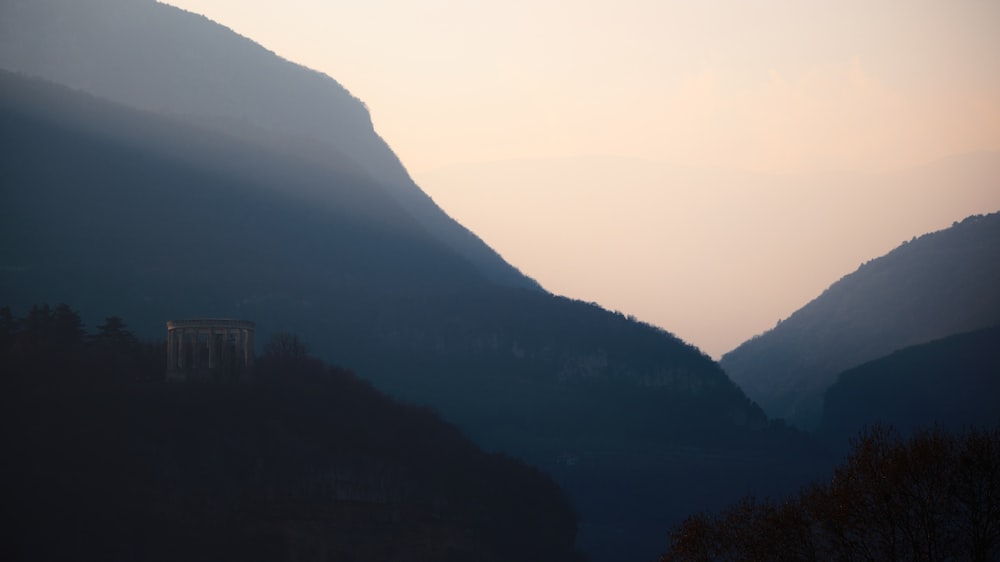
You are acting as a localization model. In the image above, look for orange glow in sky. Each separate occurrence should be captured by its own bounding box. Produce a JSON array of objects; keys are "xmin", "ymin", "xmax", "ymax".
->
[{"xmin": 164, "ymin": 0, "xmax": 1000, "ymax": 356}]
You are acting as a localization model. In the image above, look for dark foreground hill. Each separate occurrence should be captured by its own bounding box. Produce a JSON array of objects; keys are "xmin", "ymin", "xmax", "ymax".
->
[
  {"xmin": 821, "ymin": 325, "xmax": 1000, "ymax": 442},
  {"xmin": 0, "ymin": 0, "xmax": 537, "ymax": 290},
  {"xmin": 0, "ymin": 306, "xmax": 583, "ymax": 562},
  {"xmin": 0, "ymin": 70, "xmax": 821, "ymax": 561},
  {"xmin": 721, "ymin": 213, "xmax": 1000, "ymax": 429}
]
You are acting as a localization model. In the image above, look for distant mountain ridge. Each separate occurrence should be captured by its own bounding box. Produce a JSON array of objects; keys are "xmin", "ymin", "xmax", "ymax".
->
[
  {"xmin": 0, "ymin": 0, "xmax": 538, "ymax": 290},
  {"xmin": 721, "ymin": 213, "xmax": 1000, "ymax": 429}
]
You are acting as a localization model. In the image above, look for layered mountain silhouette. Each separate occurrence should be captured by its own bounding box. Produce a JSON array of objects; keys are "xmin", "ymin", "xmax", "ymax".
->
[
  {"xmin": 821, "ymin": 325, "xmax": 1000, "ymax": 442},
  {"xmin": 722, "ymin": 213, "xmax": 1000, "ymax": 429},
  {"xmin": 0, "ymin": 0, "xmax": 538, "ymax": 291},
  {"xmin": 0, "ymin": 2, "xmax": 823, "ymax": 559}
]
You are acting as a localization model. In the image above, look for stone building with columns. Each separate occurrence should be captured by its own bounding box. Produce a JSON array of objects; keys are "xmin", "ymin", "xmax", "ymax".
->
[{"xmin": 166, "ymin": 319, "xmax": 255, "ymax": 382}]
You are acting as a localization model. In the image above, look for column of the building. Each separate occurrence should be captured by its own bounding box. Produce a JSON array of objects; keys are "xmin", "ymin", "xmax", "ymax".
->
[
  {"xmin": 177, "ymin": 328, "xmax": 186, "ymax": 369},
  {"xmin": 188, "ymin": 329, "xmax": 194, "ymax": 369},
  {"xmin": 167, "ymin": 327, "xmax": 175, "ymax": 370},
  {"xmin": 240, "ymin": 328, "xmax": 250, "ymax": 368},
  {"xmin": 200, "ymin": 329, "xmax": 208, "ymax": 370},
  {"xmin": 234, "ymin": 328, "xmax": 242, "ymax": 368},
  {"xmin": 235, "ymin": 328, "xmax": 242, "ymax": 368},
  {"xmin": 246, "ymin": 328, "xmax": 255, "ymax": 367},
  {"xmin": 231, "ymin": 327, "xmax": 239, "ymax": 367},
  {"xmin": 223, "ymin": 327, "xmax": 232, "ymax": 368},
  {"xmin": 208, "ymin": 326, "xmax": 215, "ymax": 369},
  {"xmin": 189, "ymin": 329, "xmax": 196, "ymax": 369},
  {"xmin": 203, "ymin": 329, "xmax": 209, "ymax": 370},
  {"xmin": 219, "ymin": 327, "xmax": 227, "ymax": 369},
  {"xmin": 218, "ymin": 327, "xmax": 226, "ymax": 368},
  {"xmin": 194, "ymin": 330, "xmax": 201, "ymax": 370}
]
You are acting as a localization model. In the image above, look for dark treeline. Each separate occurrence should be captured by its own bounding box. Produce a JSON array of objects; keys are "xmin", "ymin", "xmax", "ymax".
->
[
  {"xmin": 1, "ymin": 304, "xmax": 585, "ymax": 562},
  {"xmin": 661, "ymin": 425, "xmax": 1000, "ymax": 562},
  {"xmin": 0, "ymin": 303, "xmax": 164, "ymax": 389}
]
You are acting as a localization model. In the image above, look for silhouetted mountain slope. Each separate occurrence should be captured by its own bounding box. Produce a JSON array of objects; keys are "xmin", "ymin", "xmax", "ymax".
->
[
  {"xmin": 0, "ymin": 71, "xmax": 821, "ymax": 562},
  {"xmin": 0, "ymin": 70, "xmax": 487, "ymax": 306},
  {"xmin": 1, "ymin": 306, "xmax": 583, "ymax": 562},
  {"xmin": 821, "ymin": 325, "xmax": 1000, "ymax": 441},
  {"xmin": 721, "ymin": 213, "xmax": 1000, "ymax": 429},
  {"xmin": 0, "ymin": 0, "xmax": 537, "ymax": 290}
]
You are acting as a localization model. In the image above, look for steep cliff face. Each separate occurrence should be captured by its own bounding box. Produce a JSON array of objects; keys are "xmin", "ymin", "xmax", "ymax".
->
[{"xmin": 0, "ymin": 0, "xmax": 538, "ymax": 290}]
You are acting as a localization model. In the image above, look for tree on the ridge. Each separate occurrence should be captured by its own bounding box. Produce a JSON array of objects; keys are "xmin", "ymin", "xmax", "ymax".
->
[
  {"xmin": 52, "ymin": 303, "xmax": 86, "ymax": 348},
  {"xmin": 261, "ymin": 332, "xmax": 310, "ymax": 360},
  {"xmin": 92, "ymin": 316, "xmax": 139, "ymax": 347},
  {"xmin": 255, "ymin": 332, "xmax": 325, "ymax": 384},
  {"xmin": 88, "ymin": 315, "xmax": 147, "ymax": 384}
]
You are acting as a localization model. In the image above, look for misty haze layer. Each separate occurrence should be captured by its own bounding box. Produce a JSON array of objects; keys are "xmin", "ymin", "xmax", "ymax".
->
[
  {"xmin": 419, "ymin": 155, "xmax": 1000, "ymax": 357},
  {"xmin": 0, "ymin": 0, "xmax": 539, "ymax": 291}
]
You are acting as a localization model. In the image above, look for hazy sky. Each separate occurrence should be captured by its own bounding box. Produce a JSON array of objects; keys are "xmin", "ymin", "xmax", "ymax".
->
[{"xmin": 163, "ymin": 0, "xmax": 1000, "ymax": 356}]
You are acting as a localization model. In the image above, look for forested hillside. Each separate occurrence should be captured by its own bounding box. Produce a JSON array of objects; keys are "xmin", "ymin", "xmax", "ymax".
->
[
  {"xmin": 722, "ymin": 213, "xmax": 1000, "ymax": 428},
  {"xmin": 1, "ymin": 304, "xmax": 584, "ymax": 562},
  {"xmin": 821, "ymin": 325, "xmax": 1000, "ymax": 442}
]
